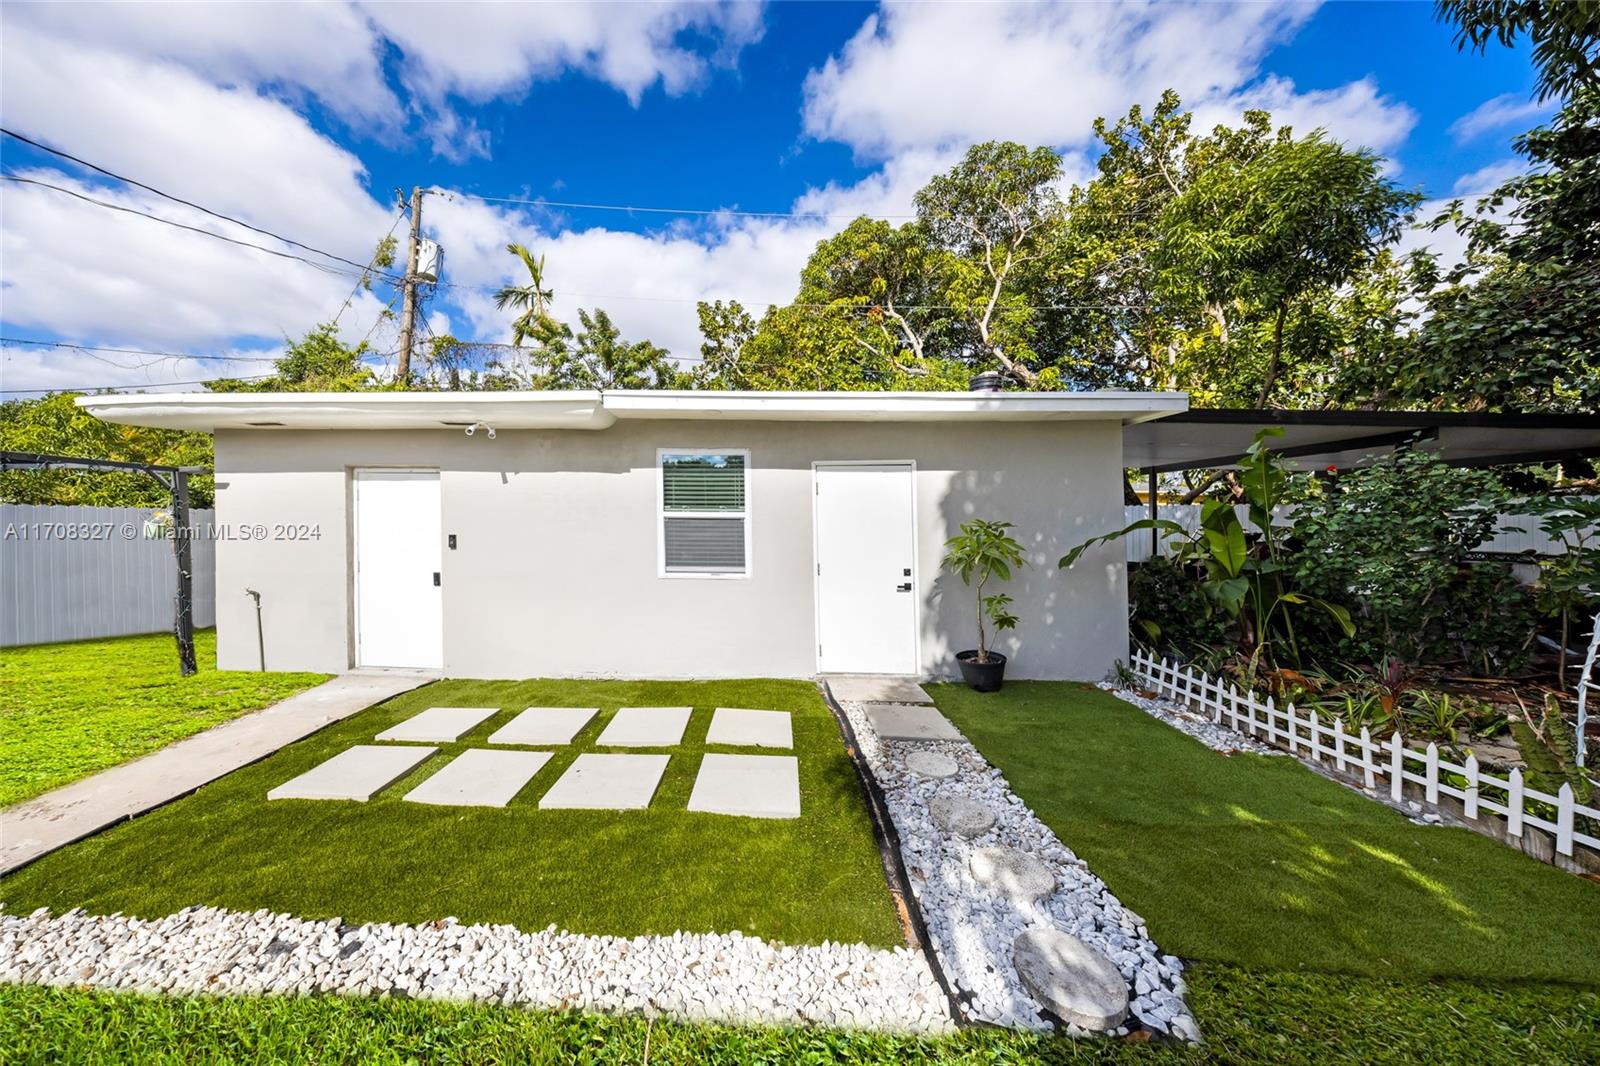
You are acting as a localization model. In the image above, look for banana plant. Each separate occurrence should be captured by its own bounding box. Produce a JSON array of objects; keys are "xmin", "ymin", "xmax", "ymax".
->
[{"xmin": 1060, "ymin": 428, "xmax": 1353, "ymax": 670}]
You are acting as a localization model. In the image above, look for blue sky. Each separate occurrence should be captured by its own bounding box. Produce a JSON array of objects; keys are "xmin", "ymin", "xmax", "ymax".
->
[{"xmin": 0, "ymin": 1, "xmax": 1547, "ymax": 395}]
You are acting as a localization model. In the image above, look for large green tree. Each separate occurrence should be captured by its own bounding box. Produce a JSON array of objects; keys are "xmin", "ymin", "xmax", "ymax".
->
[
  {"xmin": 0, "ymin": 392, "xmax": 214, "ymax": 507},
  {"xmin": 1397, "ymin": 87, "xmax": 1599, "ymax": 412},
  {"xmin": 914, "ymin": 142, "xmax": 1066, "ymax": 386},
  {"xmin": 1438, "ymin": 0, "xmax": 1600, "ymax": 101},
  {"xmin": 207, "ymin": 323, "xmax": 375, "ymax": 393}
]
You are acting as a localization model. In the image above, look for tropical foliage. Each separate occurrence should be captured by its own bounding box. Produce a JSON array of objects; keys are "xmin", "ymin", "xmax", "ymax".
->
[
  {"xmin": 941, "ymin": 519, "xmax": 1028, "ymax": 663},
  {"xmin": 1061, "ymin": 429, "xmax": 1353, "ymax": 672}
]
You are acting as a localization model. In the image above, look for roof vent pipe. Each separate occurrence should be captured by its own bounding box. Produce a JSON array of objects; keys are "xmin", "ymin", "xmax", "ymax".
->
[{"xmin": 968, "ymin": 370, "xmax": 1004, "ymax": 393}]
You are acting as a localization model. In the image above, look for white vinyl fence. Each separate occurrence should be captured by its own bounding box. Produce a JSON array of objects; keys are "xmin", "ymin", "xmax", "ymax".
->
[
  {"xmin": 1, "ymin": 503, "xmax": 216, "ymax": 647},
  {"xmin": 1128, "ymin": 649, "xmax": 1600, "ymax": 865},
  {"xmin": 1124, "ymin": 505, "xmax": 1582, "ymax": 563}
]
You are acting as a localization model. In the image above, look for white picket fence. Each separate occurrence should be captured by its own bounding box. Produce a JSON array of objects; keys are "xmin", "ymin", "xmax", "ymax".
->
[{"xmin": 1128, "ymin": 649, "xmax": 1600, "ymax": 860}]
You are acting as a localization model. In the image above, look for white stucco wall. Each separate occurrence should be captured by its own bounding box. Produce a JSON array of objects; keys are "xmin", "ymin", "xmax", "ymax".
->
[{"xmin": 212, "ymin": 419, "xmax": 1129, "ymax": 680}]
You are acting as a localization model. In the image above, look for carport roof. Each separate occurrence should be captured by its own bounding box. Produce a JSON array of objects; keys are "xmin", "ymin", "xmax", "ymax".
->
[{"xmin": 1123, "ymin": 408, "xmax": 1600, "ymax": 473}]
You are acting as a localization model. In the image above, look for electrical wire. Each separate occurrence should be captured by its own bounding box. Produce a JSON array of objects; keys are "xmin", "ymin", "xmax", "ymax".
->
[
  {"xmin": 1, "ymin": 128, "xmax": 404, "ymax": 281},
  {"xmin": 445, "ymin": 189, "xmax": 918, "ymax": 222},
  {"xmin": 0, "ymin": 373, "xmax": 279, "ymax": 395},
  {"xmin": 329, "ymin": 206, "xmax": 409, "ymax": 326},
  {"xmin": 0, "ymin": 337, "xmax": 281, "ymax": 363},
  {"xmin": 2, "ymin": 174, "xmax": 380, "ymax": 283}
]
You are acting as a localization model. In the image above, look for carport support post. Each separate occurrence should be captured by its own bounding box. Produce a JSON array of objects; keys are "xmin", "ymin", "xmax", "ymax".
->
[
  {"xmin": 171, "ymin": 469, "xmax": 197, "ymax": 677},
  {"xmin": 1147, "ymin": 469, "xmax": 1158, "ymax": 559}
]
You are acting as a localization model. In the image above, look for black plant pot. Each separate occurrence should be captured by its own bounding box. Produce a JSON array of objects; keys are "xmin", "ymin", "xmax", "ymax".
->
[{"xmin": 957, "ymin": 650, "xmax": 1007, "ymax": 692}]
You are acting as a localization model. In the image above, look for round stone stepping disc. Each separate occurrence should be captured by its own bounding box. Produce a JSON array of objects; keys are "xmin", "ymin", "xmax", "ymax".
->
[
  {"xmin": 905, "ymin": 751, "xmax": 958, "ymax": 779},
  {"xmin": 928, "ymin": 794, "xmax": 996, "ymax": 838},
  {"xmin": 971, "ymin": 847, "xmax": 1056, "ymax": 901},
  {"xmin": 1012, "ymin": 928, "xmax": 1129, "ymax": 1030}
]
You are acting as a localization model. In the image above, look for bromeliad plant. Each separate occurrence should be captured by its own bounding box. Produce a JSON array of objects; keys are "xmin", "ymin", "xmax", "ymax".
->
[
  {"xmin": 1059, "ymin": 428, "xmax": 1353, "ymax": 675},
  {"xmin": 942, "ymin": 519, "xmax": 1027, "ymax": 664}
]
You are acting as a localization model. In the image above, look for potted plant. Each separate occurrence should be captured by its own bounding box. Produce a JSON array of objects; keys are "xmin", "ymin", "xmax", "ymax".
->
[{"xmin": 942, "ymin": 519, "xmax": 1027, "ymax": 691}]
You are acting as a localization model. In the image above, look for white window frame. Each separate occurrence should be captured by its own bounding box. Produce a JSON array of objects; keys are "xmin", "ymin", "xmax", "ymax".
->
[{"xmin": 657, "ymin": 447, "xmax": 752, "ymax": 580}]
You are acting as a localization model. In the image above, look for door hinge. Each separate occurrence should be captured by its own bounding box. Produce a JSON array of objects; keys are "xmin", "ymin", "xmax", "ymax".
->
[{"xmin": 816, "ymin": 562, "xmax": 821, "ymax": 576}]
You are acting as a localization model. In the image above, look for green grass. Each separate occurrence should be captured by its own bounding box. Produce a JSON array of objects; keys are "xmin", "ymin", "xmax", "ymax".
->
[
  {"xmin": 930, "ymin": 682, "xmax": 1600, "ymax": 984},
  {"xmin": 0, "ymin": 630, "xmax": 329, "ymax": 806},
  {"xmin": 0, "ymin": 678, "xmax": 902, "ymax": 948},
  {"xmin": 4, "ymin": 967, "xmax": 1595, "ymax": 1065}
]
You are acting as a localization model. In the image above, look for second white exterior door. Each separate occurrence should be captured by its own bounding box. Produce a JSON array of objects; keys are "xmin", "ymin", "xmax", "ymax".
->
[
  {"xmin": 353, "ymin": 469, "xmax": 443, "ymax": 670},
  {"xmin": 813, "ymin": 461, "xmax": 918, "ymax": 675}
]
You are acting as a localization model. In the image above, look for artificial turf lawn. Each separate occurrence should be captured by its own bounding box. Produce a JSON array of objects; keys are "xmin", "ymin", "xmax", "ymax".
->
[
  {"xmin": 0, "ymin": 629, "xmax": 329, "ymax": 806},
  {"xmin": 0, "ymin": 678, "xmax": 903, "ymax": 948},
  {"xmin": 930, "ymin": 681, "xmax": 1600, "ymax": 985},
  {"xmin": 4, "ymin": 966, "xmax": 1596, "ymax": 1066}
]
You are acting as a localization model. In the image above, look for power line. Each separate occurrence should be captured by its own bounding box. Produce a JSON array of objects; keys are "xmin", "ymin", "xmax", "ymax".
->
[
  {"xmin": 330, "ymin": 207, "xmax": 408, "ymax": 326},
  {"xmin": 1, "ymin": 373, "xmax": 279, "ymax": 395},
  {"xmin": 1, "ymin": 128, "xmax": 403, "ymax": 281},
  {"xmin": 2, "ymin": 174, "xmax": 379, "ymax": 283},
  {"xmin": 1, "ymin": 337, "xmax": 282, "ymax": 363},
  {"xmin": 445, "ymin": 189, "xmax": 918, "ymax": 222}
]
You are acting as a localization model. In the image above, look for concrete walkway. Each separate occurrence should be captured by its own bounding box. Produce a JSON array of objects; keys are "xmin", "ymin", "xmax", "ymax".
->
[{"xmin": 0, "ymin": 671, "xmax": 433, "ymax": 875}]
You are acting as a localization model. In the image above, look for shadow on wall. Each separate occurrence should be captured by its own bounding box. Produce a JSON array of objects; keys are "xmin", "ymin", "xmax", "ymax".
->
[{"xmin": 929, "ymin": 460, "xmax": 1127, "ymax": 682}]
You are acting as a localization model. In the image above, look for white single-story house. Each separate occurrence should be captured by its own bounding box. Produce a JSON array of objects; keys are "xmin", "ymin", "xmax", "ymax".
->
[{"xmin": 79, "ymin": 389, "xmax": 1188, "ymax": 680}]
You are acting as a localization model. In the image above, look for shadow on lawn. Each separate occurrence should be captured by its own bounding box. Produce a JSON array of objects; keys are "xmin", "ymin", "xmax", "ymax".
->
[{"xmin": 931, "ymin": 680, "xmax": 1600, "ymax": 985}]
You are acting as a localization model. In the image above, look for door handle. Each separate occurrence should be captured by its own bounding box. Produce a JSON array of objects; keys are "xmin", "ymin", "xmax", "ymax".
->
[
  {"xmin": 433, "ymin": 572, "xmax": 441, "ymax": 587},
  {"xmin": 896, "ymin": 582, "xmax": 912, "ymax": 592}
]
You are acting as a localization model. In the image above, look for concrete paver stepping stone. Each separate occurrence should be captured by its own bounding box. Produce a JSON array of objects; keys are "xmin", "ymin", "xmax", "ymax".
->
[
  {"xmin": 687, "ymin": 754, "xmax": 801, "ymax": 819},
  {"xmin": 972, "ymin": 847, "xmax": 1057, "ymax": 901},
  {"xmin": 375, "ymin": 707, "xmax": 499, "ymax": 743},
  {"xmin": 1012, "ymin": 928, "xmax": 1129, "ymax": 1030},
  {"xmin": 929, "ymin": 794, "xmax": 996, "ymax": 838},
  {"xmin": 596, "ymin": 707, "xmax": 692, "ymax": 747},
  {"xmin": 487, "ymin": 707, "xmax": 598, "ymax": 746},
  {"xmin": 904, "ymin": 751, "xmax": 959, "ymax": 778},
  {"xmin": 865, "ymin": 704, "xmax": 962, "ymax": 742},
  {"xmin": 267, "ymin": 745, "xmax": 436, "ymax": 802},
  {"xmin": 828, "ymin": 676, "xmax": 932, "ymax": 704},
  {"xmin": 539, "ymin": 754, "xmax": 670, "ymax": 810},
  {"xmin": 705, "ymin": 708, "xmax": 793, "ymax": 749},
  {"xmin": 403, "ymin": 749, "xmax": 551, "ymax": 808}
]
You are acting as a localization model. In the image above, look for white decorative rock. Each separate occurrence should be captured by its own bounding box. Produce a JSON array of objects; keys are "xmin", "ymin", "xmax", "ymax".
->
[
  {"xmin": 928, "ymin": 795, "xmax": 995, "ymax": 838},
  {"xmin": 904, "ymin": 751, "xmax": 958, "ymax": 779},
  {"xmin": 971, "ymin": 848, "xmax": 1056, "ymax": 902},
  {"xmin": 1012, "ymin": 928, "xmax": 1129, "ymax": 1030}
]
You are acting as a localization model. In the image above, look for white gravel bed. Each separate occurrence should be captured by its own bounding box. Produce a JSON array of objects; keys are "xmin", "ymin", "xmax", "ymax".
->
[
  {"xmin": 841, "ymin": 701, "xmax": 1198, "ymax": 1041},
  {"xmin": 0, "ymin": 904, "xmax": 953, "ymax": 1034},
  {"xmin": 1099, "ymin": 684, "xmax": 1281, "ymax": 756}
]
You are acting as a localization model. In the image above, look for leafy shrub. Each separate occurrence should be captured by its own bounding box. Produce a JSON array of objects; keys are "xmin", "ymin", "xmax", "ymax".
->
[
  {"xmin": 1293, "ymin": 446, "xmax": 1508, "ymax": 664},
  {"xmin": 1128, "ymin": 557, "xmax": 1228, "ymax": 653},
  {"xmin": 1430, "ymin": 563, "xmax": 1540, "ymax": 674}
]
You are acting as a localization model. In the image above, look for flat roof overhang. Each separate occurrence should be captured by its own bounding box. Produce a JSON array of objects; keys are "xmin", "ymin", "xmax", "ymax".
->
[
  {"xmin": 1124, "ymin": 408, "xmax": 1600, "ymax": 473},
  {"xmin": 76, "ymin": 389, "xmax": 1190, "ymax": 432}
]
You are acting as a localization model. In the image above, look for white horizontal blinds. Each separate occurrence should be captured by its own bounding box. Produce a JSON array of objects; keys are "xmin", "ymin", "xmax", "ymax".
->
[{"xmin": 662, "ymin": 453, "xmax": 747, "ymax": 574}]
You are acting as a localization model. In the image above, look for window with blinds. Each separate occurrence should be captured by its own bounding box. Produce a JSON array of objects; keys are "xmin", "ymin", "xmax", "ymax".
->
[{"xmin": 660, "ymin": 451, "xmax": 749, "ymax": 575}]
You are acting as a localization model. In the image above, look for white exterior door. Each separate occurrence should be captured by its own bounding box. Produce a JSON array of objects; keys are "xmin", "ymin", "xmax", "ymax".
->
[
  {"xmin": 353, "ymin": 469, "xmax": 443, "ymax": 669},
  {"xmin": 814, "ymin": 462, "xmax": 918, "ymax": 675}
]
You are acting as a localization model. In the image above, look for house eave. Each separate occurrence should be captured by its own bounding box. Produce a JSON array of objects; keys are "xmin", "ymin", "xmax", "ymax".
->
[{"xmin": 75, "ymin": 389, "xmax": 1190, "ymax": 432}]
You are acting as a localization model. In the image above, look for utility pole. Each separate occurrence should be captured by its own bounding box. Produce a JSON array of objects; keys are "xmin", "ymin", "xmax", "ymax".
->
[{"xmin": 395, "ymin": 185, "xmax": 423, "ymax": 384}]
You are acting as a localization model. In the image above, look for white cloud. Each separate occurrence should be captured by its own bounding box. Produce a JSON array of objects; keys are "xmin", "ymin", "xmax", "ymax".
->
[
  {"xmin": 4, "ymin": 1, "xmax": 400, "ymax": 131},
  {"xmin": 1452, "ymin": 158, "xmax": 1526, "ymax": 196},
  {"xmin": 1202, "ymin": 74, "xmax": 1417, "ymax": 153},
  {"xmin": 800, "ymin": 1, "xmax": 1407, "ymax": 158},
  {"xmin": 1448, "ymin": 92, "xmax": 1551, "ymax": 144},
  {"xmin": 364, "ymin": 1, "xmax": 766, "ymax": 107}
]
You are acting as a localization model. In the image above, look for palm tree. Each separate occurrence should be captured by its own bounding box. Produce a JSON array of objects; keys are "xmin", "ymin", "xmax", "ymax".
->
[{"xmin": 494, "ymin": 244, "xmax": 556, "ymax": 347}]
